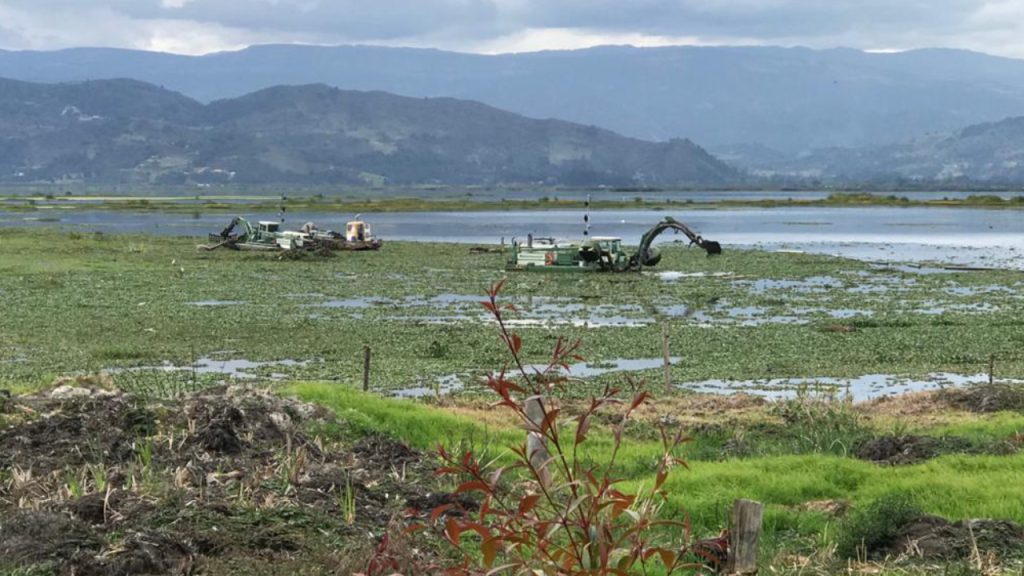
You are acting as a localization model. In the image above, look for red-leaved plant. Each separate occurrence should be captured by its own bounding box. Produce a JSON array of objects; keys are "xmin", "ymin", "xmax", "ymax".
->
[{"xmin": 369, "ymin": 279, "xmax": 703, "ymax": 575}]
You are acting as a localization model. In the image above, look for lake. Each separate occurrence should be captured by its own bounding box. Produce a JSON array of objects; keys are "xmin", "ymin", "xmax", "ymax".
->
[{"xmin": 2, "ymin": 205, "xmax": 1022, "ymax": 269}]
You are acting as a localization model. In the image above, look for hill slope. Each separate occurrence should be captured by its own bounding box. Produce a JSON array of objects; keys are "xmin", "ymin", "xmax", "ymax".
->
[
  {"xmin": 3, "ymin": 45, "xmax": 1024, "ymax": 153},
  {"xmin": 724, "ymin": 116, "xmax": 1024, "ymax": 183},
  {"xmin": 0, "ymin": 78, "xmax": 740, "ymax": 186}
]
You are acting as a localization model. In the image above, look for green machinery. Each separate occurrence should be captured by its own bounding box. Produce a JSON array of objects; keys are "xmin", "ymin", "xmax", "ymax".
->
[
  {"xmin": 505, "ymin": 216, "xmax": 721, "ymax": 272},
  {"xmin": 206, "ymin": 218, "xmax": 302, "ymax": 251},
  {"xmin": 204, "ymin": 217, "xmax": 382, "ymax": 252}
]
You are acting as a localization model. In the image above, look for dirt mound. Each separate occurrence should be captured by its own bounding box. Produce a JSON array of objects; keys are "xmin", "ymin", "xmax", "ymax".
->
[
  {"xmin": 352, "ymin": 435, "xmax": 420, "ymax": 466},
  {"xmin": 855, "ymin": 434, "xmax": 981, "ymax": 465},
  {"xmin": 0, "ymin": 510, "xmax": 99, "ymax": 565},
  {"xmin": 856, "ymin": 390, "xmax": 950, "ymax": 419},
  {"xmin": 72, "ymin": 530, "xmax": 196, "ymax": 576},
  {"xmin": 939, "ymin": 384, "xmax": 1024, "ymax": 413},
  {"xmin": 0, "ymin": 389, "xmax": 156, "ymax": 475},
  {"xmin": 856, "ymin": 435, "xmax": 939, "ymax": 465},
  {"xmin": 0, "ymin": 384, "xmax": 450, "ymax": 574},
  {"xmin": 406, "ymin": 491, "xmax": 478, "ymax": 514},
  {"xmin": 883, "ymin": 515, "xmax": 1024, "ymax": 560}
]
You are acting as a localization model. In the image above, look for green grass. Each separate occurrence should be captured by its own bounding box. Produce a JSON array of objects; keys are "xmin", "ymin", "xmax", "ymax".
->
[
  {"xmin": 288, "ymin": 382, "xmax": 1024, "ymax": 570},
  {"xmin": 656, "ymin": 453, "xmax": 1024, "ymax": 523},
  {"xmin": 289, "ymin": 382, "xmax": 521, "ymax": 449},
  {"xmin": 288, "ymin": 381, "xmax": 670, "ymax": 479},
  {"xmin": 930, "ymin": 414, "xmax": 1024, "ymax": 439},
  {"xmin": 290, "ymin": 382, "xmax": 1024, "ymax": 521}
]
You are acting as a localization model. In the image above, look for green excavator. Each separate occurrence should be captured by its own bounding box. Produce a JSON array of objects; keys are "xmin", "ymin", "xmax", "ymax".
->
[
  {"xmin": 506, "ymin": 216, "xmax": 720, "ymax": 272},
  {"xmin": 202, "ymin": 216, "xmax": 382, "ymax": 252}
]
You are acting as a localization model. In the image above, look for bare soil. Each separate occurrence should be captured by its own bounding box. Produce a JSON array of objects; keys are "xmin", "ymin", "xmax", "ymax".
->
[
  {"xmin": 0, "ymin": 384, "xmax": 450, "ymax": 575},
  {"xmin": 881, "ymin": 516, "xmax": 1024, "ymax": 561},
  {"xmin": 939, "ymin": 384, "xmax": 1024, "ymax": 414},
  {"xmin": 855, "ymin": 435, "xmax": 943, "ymax": 465}
]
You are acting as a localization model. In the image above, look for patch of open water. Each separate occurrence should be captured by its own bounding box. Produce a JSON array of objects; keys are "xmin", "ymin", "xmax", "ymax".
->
[
  {"xmin": 390, "ymin": 373, "xmax": 466, "ymax": 398},
  {"xmin": 313, "ymin": 281, "xmax": 1002, "ymax": 329},
  {"xmin": 316, "ymin": 294, "xmax": 653, "ymax": 328},
  {"xmin": 681, "ymin": 372, "xmax": 1023, "ymax": 402},
  {"xmin": 913, "ymin": 301, "xmax": 1000, "ymax": 315},
  {"xmin": 944, "ymin": 284, "xmax": 1018, "ymax": 297},
  {"xmin": 390, "ymin": 357, "xmax": 682, "ymax": 398},
  {"xmin": 742, "ymin": 276, "xmax": 844, "ymax": 293},
  {"xmin": 545, "ymin": 357, "xmax": 682, "ymax": 378},
  {"xmin": 110, "ymin": 357, "xmax": 309, "ymax": 380}
]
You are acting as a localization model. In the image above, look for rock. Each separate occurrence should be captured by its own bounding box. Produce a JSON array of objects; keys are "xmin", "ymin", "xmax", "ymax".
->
[
  {"xmin": 49, "ymin": 385, "xmax": 95, "ymax": 399},
  {"xmin": 269, "ymin": 411, "xmax": 293, "ymax": 431},
  {"xmin": 799, "ymin": 499, "xmax": 850, "ymax": 517}
]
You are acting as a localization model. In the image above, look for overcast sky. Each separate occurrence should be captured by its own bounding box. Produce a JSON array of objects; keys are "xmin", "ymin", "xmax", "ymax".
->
[{"xmin": 1, "ymin": 0, "xmax": 1023, "ymax": 58}]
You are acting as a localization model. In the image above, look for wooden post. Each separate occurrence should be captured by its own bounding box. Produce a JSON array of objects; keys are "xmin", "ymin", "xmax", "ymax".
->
[
  {"xmin": 524, "ymin": 395, "xmax": 552, "ymax": 488},
  {"xmin": 989, "ymin": 354, "xmax": 995, "ymax": 385},
  {"xmin": 362, "ymin": 346, "xmax": 371, "ymax": 392},
  {"xmin": 728, "ymin": 499, "xmax": 764, "ymax": 575},
  {"xmin": 662, "ymin": 323, "xmax": 672, "ymax": 394}
]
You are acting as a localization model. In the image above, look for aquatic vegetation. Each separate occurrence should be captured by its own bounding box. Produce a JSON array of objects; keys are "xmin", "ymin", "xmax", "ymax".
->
[{"xmin": 0, "ymin": 228, "xmax": 1022, "ymax": 396}]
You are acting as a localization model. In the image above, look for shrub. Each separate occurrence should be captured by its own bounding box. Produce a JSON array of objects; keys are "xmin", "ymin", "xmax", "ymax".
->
[
  {"xmin": 771, "ymin": 387, "xmax": 870, "ymax": 456},
  {"xmin": 835, "ymin": 493, "xmax": 923, "ymax": 559},
  {"xmin": 374, "ymin": 280, "xmax": 701, "ymax": 575}
]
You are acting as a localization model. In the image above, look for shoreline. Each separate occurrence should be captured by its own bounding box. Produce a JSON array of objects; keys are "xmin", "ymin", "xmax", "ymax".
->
[{"xmin": 3, "ymin": 191, "xmax": 1024, "ymax": 213}]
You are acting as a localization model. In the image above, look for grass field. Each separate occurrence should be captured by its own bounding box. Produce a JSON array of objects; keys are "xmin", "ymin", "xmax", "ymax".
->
[{"xmin": 289, "ymin": 382, "xmax": 1024, "ymax": 573}]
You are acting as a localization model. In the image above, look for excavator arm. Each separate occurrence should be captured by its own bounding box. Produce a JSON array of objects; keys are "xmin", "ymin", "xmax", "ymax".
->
[
  {"xmin": 629, "ymin": 217, "xmax": 721, "ymax": 270},
  {"xmin": 218, "ymin": 217, "xmax": 253, "ymax": 240}
]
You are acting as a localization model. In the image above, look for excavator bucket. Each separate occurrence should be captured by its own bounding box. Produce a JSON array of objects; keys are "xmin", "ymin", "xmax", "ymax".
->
[
  {"xmin": 699, "ymin": 239, "xmax": 722, "ymax": 255},
  {"xmin": 630, "ymin": 217, "xmax": 721, "ymax": 270}
]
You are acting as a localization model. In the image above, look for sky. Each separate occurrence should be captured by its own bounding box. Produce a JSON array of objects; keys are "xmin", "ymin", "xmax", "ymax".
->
[{"xmin": 0, "ymin": 0, "xmax": 1023, "ymax": 59}]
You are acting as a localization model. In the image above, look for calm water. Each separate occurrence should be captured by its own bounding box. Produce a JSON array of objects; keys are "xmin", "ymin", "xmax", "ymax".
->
[
  {"xmin": 2, "ymin": 205, "xmax": 1022, "ymax": 269},
  {"xmin": 4, "ymin": 189, "xmax": 1022, "ymax": 202}
]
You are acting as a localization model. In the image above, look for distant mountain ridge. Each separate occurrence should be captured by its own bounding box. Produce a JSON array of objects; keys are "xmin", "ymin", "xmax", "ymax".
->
[
  {"xmin": 0, "ymin": 77, "xmax": 741, "ymax": 186},
  {"xmin": 722, "ymin": 115, "xmax": 1024, "ymax": 183},
  {"xmin": 3, "ymin": 44, "xmax": 1024, "ymax": 153}
]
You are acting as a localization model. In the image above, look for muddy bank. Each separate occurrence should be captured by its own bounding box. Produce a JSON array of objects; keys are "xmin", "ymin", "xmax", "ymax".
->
[{"xmin": 0, "ymin": 384, "xmax": 448, "ymax": 574}]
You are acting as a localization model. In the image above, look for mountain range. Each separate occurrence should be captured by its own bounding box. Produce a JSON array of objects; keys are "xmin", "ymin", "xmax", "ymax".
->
[
  {"xmin": 3, "ymin": 44, "xmax": 1024, "ymax": 154},
  {"xmin": 720, "ymin": 115, "xmax": 1024, "ymax": 184},
  {"xmin": 0, "ymin": 77, "xmax": 740, "ymax": 186}
]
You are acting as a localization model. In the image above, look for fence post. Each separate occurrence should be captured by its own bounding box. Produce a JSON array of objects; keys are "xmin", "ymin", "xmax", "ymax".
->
[
  {"xmin": 662, "ymin": 323, "xmax": 672, "ymax": 394},
  {"xmin": 989, "ymin": 354, "xmax": 995, "ymax": 385},
  {"xmin": 362, "ymin": 346, "xmax": 371, "ymax": 392},
  {"xmin": 728, "ymin": 499, "xmax": 764, "ymax": 575}
]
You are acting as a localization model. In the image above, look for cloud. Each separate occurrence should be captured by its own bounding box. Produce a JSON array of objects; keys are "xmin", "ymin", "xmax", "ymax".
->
[{"xmin": 0, "ymin": 0, "xmax": 1022, "ymax": 59}]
